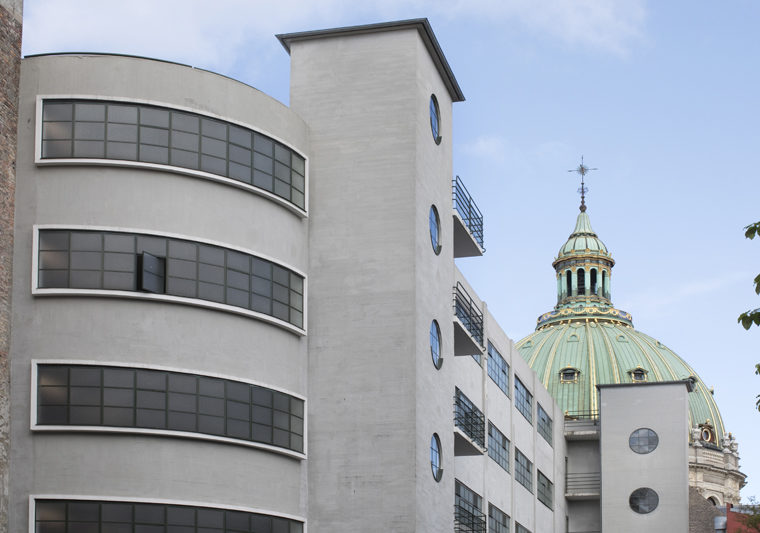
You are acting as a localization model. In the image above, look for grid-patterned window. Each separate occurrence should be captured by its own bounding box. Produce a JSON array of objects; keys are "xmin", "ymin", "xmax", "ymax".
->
[
  {"xmin": 514, "ymin": 448, "xmax": 533, "ymax": 492},
  {"xmin": 455, "ymin": 480, "xmax": 486, "ymax": 533},
  {"xmin": 488, "ymin": 421, "xmax": 509, "ymax": 472},
  {"xmin": 514, "ymin": 376, "xmax": 533, "ymax": 424},
  {"xmin": 537, "ymin": 470, "xmax": 554, "ymax": 509},
  {"xmin": 488, "ymin": 503, "xmax": 509, "ymax": 533},
  {"xmin": 37, "ymin": 229, "xmax": 304, "ymax": 329},
  {"xmin": 36, "ymin": 364, "xmax": 305, "ymax": 454},
  {"xmin": 487, "ymin": 341, "xmax": 509, "ymax": 396},
  {"xmin": 41, "ymin": 100, "xmax": 307, "ymax": 210},
  {"xmin": 537, "ymin": 403, "xmax": 553, "ymax": 445},
  {"xmin": 34, "ymin": 500, "xmax": 303, "ymax": 533},
  {"xmin": 515, "ymin": 523, "xmax": 531, "ymax": 533}
]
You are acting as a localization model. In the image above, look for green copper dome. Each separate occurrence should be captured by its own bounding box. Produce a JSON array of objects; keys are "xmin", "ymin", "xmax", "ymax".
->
[{"xmin": 517, "ymin": 208, "xmax": 727, "ymax": 448}]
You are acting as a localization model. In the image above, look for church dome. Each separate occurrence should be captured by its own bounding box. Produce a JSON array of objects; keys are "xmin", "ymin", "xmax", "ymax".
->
[{"xmin": 517, "ymin": 207, "xmax": 727, "ymax": 449}]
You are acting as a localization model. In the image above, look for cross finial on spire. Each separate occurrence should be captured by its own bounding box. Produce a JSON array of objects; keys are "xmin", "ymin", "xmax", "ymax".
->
[{"xmin": 568, "ymin": 156, "xmax": 597, "ymax": 212}]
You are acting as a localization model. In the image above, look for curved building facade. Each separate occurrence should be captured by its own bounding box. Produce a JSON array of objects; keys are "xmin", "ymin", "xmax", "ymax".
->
[{"xmin": 11, "ymin": 53, "xmax": 310, "ymax": 531}]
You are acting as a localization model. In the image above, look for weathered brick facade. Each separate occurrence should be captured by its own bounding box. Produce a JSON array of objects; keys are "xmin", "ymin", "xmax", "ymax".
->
[{"xmin": 0, "ymin": 1, "xmax": 22, "ymax": 532}]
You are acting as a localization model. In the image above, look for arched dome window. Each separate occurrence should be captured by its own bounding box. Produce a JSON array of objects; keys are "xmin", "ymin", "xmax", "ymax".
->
[
  {"xmin": 560, "ymin": 367, "xmax": 580, "ymax": 383},
  {"xmin": 628, "ymin": 367, "xmax": 648, "ymax": 382},
  {"xmin": 565, "ymin": 270, "xmax": 572, "ymax": 297},
  {"xmin": 590, "ymin": 268, "xmax": 597, "ymax": 295},
  {"xmin": 577, "ymin": 268, "xmax": 586, "ymax": 295},
  {"xmin": 602, "ymin": 270, "xmax": 608, "ymax": 298}
]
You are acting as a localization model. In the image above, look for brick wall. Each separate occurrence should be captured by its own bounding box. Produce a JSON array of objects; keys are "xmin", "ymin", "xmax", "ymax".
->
[{"xmin": 0, "ymin": 1, "xmax": 21, "ymax": 532}]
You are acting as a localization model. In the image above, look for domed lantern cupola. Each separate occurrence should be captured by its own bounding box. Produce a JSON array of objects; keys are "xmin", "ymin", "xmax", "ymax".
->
[{"xmin": 536, "ymin": 158, "xmax": 633, "ymax": 329}]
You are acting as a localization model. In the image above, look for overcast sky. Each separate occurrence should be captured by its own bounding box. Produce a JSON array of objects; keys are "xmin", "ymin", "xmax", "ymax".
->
[{"xmin": 22, "ymin": 0, "xmax": 760, "ymax": 500}]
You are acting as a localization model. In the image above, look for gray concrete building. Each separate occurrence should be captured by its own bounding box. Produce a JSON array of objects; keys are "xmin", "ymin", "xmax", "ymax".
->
[{"xmin": 1, "ymin": 15, "xmax": 742, "ymax": 533}]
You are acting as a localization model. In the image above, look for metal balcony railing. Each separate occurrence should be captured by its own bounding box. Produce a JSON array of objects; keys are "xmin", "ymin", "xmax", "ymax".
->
[
  {"xmin": 453, "ymin": 176, "xmax": 484, "ymax": 251},
  {"xmin": 454, "ymin": 501, "xmax": 487, "ymax": 533},
  {"xmin": 454, "ymin": 282, "xmax": 484, "ymax": 346},
  {"xmin": 566, "ymin": 472, "xmax": 601, "ymax": 494},
  {"xmin": 454, "ymin": 388, "xmax": 485, "ymax": 448},
  {"xmin": 564, "ymin": 410, "xmax": 600, "ymax": 434}
]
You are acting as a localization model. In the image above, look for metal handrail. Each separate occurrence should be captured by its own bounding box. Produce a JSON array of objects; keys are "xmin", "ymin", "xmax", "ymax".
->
[
  {"xmin": 454, "ymin": 500, "xmax": 487, "ymax": 533},
  {"xmin": 454, "ymin": 282, "xmax": 484, "ymax": 346},
  {"xmin": 564, "ymin": 410, "xmax": 599, "ymax": 420},
  {"xmin": 566, "ymin": 472, "xmax": 601, "ymax": 493},
  {"xmin": 453, "ymin": 176, "xmax": 485, "ymax": 250},
  {"xmin": 454, "ymin": 389, "xmax": 485, "ymax": 448}
]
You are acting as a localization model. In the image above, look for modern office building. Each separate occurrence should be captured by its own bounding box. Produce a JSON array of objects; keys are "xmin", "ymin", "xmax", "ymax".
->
[{"xmin": 0, "ymin": 9, "xmax": 743, "ymax": 532}]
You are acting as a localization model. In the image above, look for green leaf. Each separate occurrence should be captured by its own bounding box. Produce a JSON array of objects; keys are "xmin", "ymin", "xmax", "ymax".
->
[
  {"xmin": 754, "ymin": 273, "xmax": 760, "ymax": 294},
  {"xmin": 745, "ymin": 222, "xmax": 760, "ymax": 239}
]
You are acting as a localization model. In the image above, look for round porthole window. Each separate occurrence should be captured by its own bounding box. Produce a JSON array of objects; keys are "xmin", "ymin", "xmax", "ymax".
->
[
  {"xmin": 430, "ymin": 433, "xmax": 443, "ymax": 481},
  {"xmin": 629, "ymin": 428, "xmax": 659, "ymax": 454},
  {"xmin": 629, "ymin": 487, "xmax": 659, "ymax": 514},
  {"xmin": 429, "ymin": 205, "xmax": 442, "ymax": 255},
  {"xmin": 430, "ymin": 320, "xmax": 443, "ymax": 369},
  {"xmin": 429, "ymin": 94, "xmax": 442, "ymax": 144}
]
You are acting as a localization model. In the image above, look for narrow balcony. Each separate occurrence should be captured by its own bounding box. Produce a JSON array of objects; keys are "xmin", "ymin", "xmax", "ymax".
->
[
  {"xmin": 453, "ymin": 176, "xmax": 484, "ymax": 257},
  {"xmin": 565, "ymin": 472, "xmax": 601, "ymax": 500},
  {"xmin": 454, "ymin": 501, "xmax": 487, "ymax": 533},
  {"xmin": 454, "ymin": 388, "xmax": 486, "ymax": 456},
  {"xmin": 564, "ymin": 410, "xmax": 600, "ymax": 440},
  {"xmin": 453, "ymin": 282, "xmax": 484, "ymax": 355}
]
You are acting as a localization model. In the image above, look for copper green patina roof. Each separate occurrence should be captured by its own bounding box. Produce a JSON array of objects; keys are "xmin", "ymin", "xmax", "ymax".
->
[
  {"xmin": 517, "ymin": 208, "xmax": 727, "ymax": 447},
  {"xmin": 556, "ymin": 211, "xmax": 610, "ymax": 258}
]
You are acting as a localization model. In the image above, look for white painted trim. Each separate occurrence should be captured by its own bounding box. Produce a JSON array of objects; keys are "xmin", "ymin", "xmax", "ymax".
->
[
  {"xmin": 34, "ymin": 95, "xmax": 309, "ymax": 217},
  {"xmin": 30, "ymin": 360, "xmax": 307, "ymax": 460},
  {"xmin": 32, "ymin": 225, "xmax": 307, "ymax": 336},
  {"xmin": 28, "ymin": 495, "xmax": 306, "ymax": 530}
]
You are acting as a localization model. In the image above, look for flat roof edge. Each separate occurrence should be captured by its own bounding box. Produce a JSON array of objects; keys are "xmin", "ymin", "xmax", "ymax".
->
[
  {"xmin": 597, "ymin": 379, "xmax": 694, "ymax": 390},
  {"xmin": 276, "ymin": 18, "xmax": 464, "ymax": 102}
]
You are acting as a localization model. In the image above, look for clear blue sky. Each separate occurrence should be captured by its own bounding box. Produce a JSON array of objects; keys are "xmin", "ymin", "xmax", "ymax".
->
[{"xmin": 22, "ymin": 0, "xmax": 760, "ymax": 501}]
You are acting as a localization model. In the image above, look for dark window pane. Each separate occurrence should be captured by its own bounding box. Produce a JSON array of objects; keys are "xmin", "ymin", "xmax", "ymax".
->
[
  {"xmin": 198, "ymin": 282, "xmax": 224, "ymax": 302},
  {"xmin": 198, "ymin": 377, "xmax": 224, "ymax": 397},
  {"xmin": 70, "ymin": 366, "xmax": 101, "ymax": 386},
  {"xmin": 254, "ymin": 134, "xmax": 273, "ymax": 155},
  {"xmin": 104, "ymin": 271, "xmax": 135, "ymax": 290},
  {"xmin": 42, "ymin": 140, "xmax": 72, "ymax": 158},
  {"xmin": 252, "ymin": 386, "xmax": 272, "ymax": 407},
  {"xmin": 171, "ymin": 148, "xmax": 199, "ymax": 169},
  {"xmin": 43, "ymin": 102, "xmax": 73, "ymax": 121},
  {"xmin": 107, "ymin": 123, "xmax": 138, "ymax": 142},
  {"xmin": 135, "ymin": 504, "xmax": 164, "ymax": 524},
  {"xmin": 226, "ymin": 400, "xmax": 249, "ymax": 420},
  {"xmin": 71, "ymin": 232, "xmax": 102, "ymax": 251},
  {"xmin": 199, "ymin": 396, "xmax": 224, "ymax": 416},
  {"xmin": 104, "ymin": 233, "xmax": 135, "ymax": 253},
  {"xmin": 201, "ymin": 136, "xmax": 226, "ymax": 157},
  {"xmin": 169, "ymin": 392, "xmax": 196, "ymax": 412},
  {"xmin": 106, "ymin": 142, "xmax": 138, "ymax": 160},
  {"xmin": 70, "ymin": 406, "xmax": 101, "ymax": 424},
  {"xmin": 39, "ymin": 231, "xmax": 69, "ymax": 251},
  {"xmin": 136, "ymin": 408, "xmax": 165, "ymax": 429},
  {"xmin": 141, "ymin": 108, "xmax": 170, "ymax": 128},
  {"xmin": 39, "ymin": 251, "xmax": 68, "ymax": 270},
  {"xmin": 171, "ymin": 131, "xmax": 199, "ymax": 151},
  {"xmin": 38, "ymin": 365, "xmax": 68, "ymax": 387},
  {"xmin": 75, "ymin": 103, "xmax": 105, "ymax": 121},
  {"xmin": 39, "ymin": 386, "xmax": 68, "ymax": 404},
  {"xmin": 102, "ymin": 503, "xmax": 133, "ymax": 522},
  {"xmin": 137, "ymin": 371, "xmax": 166, "ymax": 390},
  {"xmin": 103, "ymin": 407, "xmax": 134, "ymax": 426},
  {"xmin": 43, "ymin": 121, "xmax": 72, "ymax": 140},
  {"xmin": 201, "ymin": 155, "xmax": 226, "ymax": 175},
  {"xmin": 168, "ymin": 411, "xmax": 196, "ymax": 431},
  {"xmin": 108, "ymin": 105, "xmax": 138, "ymax": 124},
  {"xmin": 253, "ymin": 170, "xmax": 273, "ymax": 191},
  {"xmin": 253, "ymin": 152, "xmax": 273, "ymax": 173},
  {"xmin": 199, "ymin": 245, "xmax": 224, "ymax": 265},
  {"xmin": 227, "ymin": 418, "xmax": 250, "ymax": 439},
  {"xmin": 198, "ymin": 415, "xmax": 224, "ymax": 435},
  {"xmin": 137, "ymin": 390, "xmax": 166, "ymax": 409},
  {"xmin": 38, "ymin": 270, "xmax": 69, "ymax": 287},
  {"xmin": 74, "ymin": 122, "xmax": 105, "ymax": 141},
  {"xmin": 38, "ymin": 405, "xmax": 67, "ymax": 424},
  {"xmin": 172, "ymin": 112, "xmax": 199, "ymax": 133},
  {"xmin": 73, "ymin": 140, "xmax": 105, "ymax": 158},
  {"xmin": 104, "ymin": 388, "xmax": 133, "ymax": 407},
  {"xmin": 104, "ymin": 367, "xmax": 135, "ymax": 387},
  {"xmin": 229, "ymin": 162, "xmax": 252, "ymax": 183},
  {"xmin": 140, "ymin": 126, "xmax": 169, "ymax": 146},
  {"xmin": 140, "ymin": 144, "xmax": 169, "ymax": 164},
  {"xmin": 71, "ymin": 251, "xmax": 102, "ymax": 270}
]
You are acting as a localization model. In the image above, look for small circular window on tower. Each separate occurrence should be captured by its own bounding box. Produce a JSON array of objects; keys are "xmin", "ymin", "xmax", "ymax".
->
[
  {"xmin": 629, "ymin": 428, "xmax": 659, "ymax": 454},
  {"xmin": 430, "ymin": 320, "xmax": 443, "ymax": 369},
  {"xmin": 629, "ymin": 487, "xmax": 659, "ymax": 514},
  {"xmin": 430, "ymin": 433, "xmax": 443, "ymax": 481},
  {"xmin": 429, "ymin": 205, "xmax": 442, "ymax": 255},
  {"xmin": 429, "ymin": 94, "xmax": 442, "ymax": 144}
]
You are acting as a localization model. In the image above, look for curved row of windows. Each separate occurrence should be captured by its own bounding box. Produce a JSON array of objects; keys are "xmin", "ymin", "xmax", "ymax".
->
[
  {"xmin": 36, "ymin": 364, "xmax": 305, "ymax": 454},
  {"xmin": 40, "ymin": 99, "xmax": 307, "ymax": 211},
  {"xmin": 35, "ymin": 499, "xmax": 303, "ymax": 533},
  {"xmin": 36, "ymin": 229, "xmax": 305, "ymax": 329}
]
